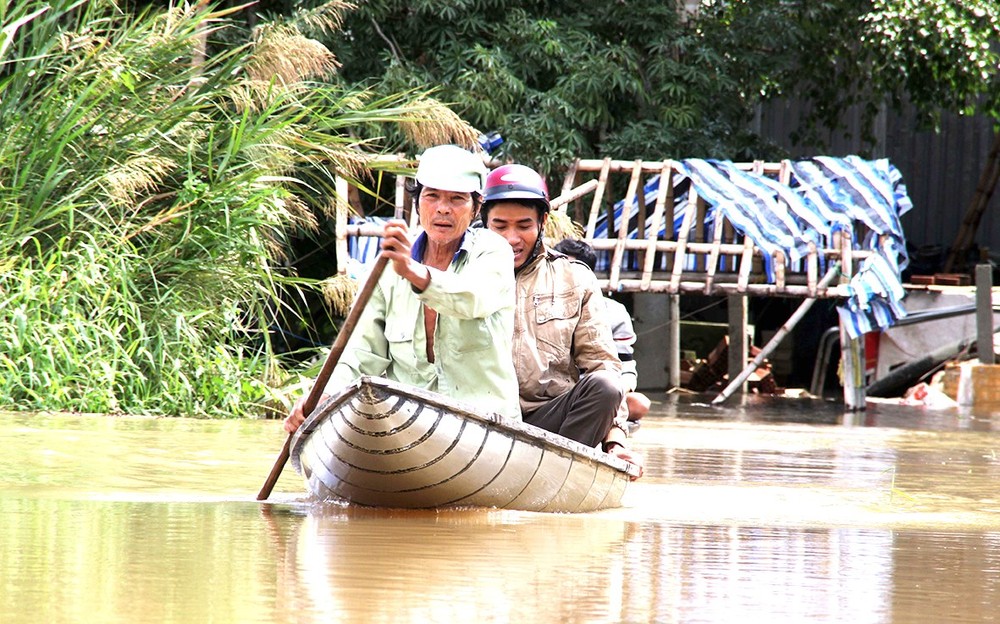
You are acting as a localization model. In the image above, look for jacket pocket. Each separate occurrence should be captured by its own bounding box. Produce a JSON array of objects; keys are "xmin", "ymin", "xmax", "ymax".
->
[
  {"xmin": 535, "ymin": 291, "xmax": 580, "ymax": 324},
  {"xmin": 533, "ymin": 291, "xmax": 579, "ymax": 361}
]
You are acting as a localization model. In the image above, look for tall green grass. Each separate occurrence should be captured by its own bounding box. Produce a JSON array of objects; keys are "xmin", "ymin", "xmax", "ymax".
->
[{"xmin": 0, "ymin": 1, "xmax": 475, "ymax": 417}]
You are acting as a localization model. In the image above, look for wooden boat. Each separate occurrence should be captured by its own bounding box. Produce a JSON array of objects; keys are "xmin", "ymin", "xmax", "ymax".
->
[{"xmin": 288, "ymin": 376, "xmax": 639, "ymax": 512}]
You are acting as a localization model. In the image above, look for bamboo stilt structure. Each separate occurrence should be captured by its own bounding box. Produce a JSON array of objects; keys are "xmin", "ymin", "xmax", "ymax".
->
[
  {"xmin": 712, "ymin": 262, "xmax": 841, "ymax": 405},
  {"xmin": 335, "ymin": 157, "xmax": 906, "ymax": 411}
]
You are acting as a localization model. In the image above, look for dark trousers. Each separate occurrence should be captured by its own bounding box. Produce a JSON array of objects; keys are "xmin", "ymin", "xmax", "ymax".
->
[{"xmin": 523, "ymin": 370, "xmax": 622, "ymax": 447}]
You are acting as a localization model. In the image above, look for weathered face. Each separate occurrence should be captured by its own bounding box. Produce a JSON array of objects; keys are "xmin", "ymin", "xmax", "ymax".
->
[
  {"xmin": 418, "ymin": 186, "xmax": 475, "ymax": 246},
  {"xmin": 485, "ymin": 202, "xmax": 545, "ymax": 269}
]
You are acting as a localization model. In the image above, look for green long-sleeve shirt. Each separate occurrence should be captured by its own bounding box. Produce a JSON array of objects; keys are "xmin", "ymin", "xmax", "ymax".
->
[{"xmin": 325, "ymin": 227, "xmax": 521, "ymax": 420}]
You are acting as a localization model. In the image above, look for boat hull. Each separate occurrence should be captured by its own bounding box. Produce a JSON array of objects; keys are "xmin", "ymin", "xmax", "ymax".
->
[{"xmin": 288, "ymin": 376, "xmax": 636, "ymax": 512}]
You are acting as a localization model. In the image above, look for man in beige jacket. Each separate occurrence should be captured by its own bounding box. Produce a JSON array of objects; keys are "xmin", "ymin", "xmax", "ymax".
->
[
  {"xmin": 553, "ymin": 238, "xmax": 651, "ymax": 423},
  {"xmin": 481, "ymin": 164, "xmax": 643, "ymax": 477}
]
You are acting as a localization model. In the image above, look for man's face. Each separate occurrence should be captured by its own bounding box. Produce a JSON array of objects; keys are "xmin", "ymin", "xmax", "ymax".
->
[
  {"xmin": 418, "ymin": 186, "xmax": 475, "ymax": 246},
  {"xmin": 485, "ymin": 202, "xmax": 545, "ymax": 269}
]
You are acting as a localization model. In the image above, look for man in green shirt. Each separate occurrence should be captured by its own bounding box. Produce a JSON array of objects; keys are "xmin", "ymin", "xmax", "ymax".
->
[{"xmin": 284, "ymin": 145, "xmax": 520, "ymax": 432}]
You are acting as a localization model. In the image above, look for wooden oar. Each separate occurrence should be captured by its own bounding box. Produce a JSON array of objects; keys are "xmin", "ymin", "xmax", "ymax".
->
[{"xmin": 256, "ymin": 255, "xmax": 389, "ymax": 501}]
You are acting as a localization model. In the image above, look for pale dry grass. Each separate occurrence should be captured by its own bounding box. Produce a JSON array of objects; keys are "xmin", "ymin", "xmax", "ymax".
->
[
  {"xmin": 294, "ymin": 1, "xmax": 356, "ymax": 36},
  {"xmin": 320, "ymin": 273, "xmax": 358, "ymax": 316},
  {"xmin": 544, "ymin": 211, "xmax": 584, "ymax": 242},
  {"xmin": 101, "ymin": 156, "xmax": 176, "ymax": 208},
  {"xmin": 247, "ymin": 24, "xmax": 339, "ymax": 86},
  {"xmin": 398, "ymin": 96, "xmax": 482, "ymax": 149}
]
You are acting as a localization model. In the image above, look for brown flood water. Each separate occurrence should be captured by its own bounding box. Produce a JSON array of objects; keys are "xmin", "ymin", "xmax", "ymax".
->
[{"xmin": 2, "ymin": 394, "xmax": 999, "ymax": 623}]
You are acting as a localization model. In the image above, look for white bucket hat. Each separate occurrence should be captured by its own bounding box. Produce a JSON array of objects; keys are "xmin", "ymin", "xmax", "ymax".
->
[{"xmin": 415, "ymin": 145, "xmax": 488, "ymax": 194}]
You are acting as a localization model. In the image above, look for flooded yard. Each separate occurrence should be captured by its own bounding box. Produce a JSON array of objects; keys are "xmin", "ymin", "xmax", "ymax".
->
[{"xmin": 2, "ymin": 394, "xmax": 999, "ymax": 623}]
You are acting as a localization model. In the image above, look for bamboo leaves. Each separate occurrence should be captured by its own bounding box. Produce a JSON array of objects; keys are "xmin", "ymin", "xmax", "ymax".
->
[{"xmin": 1, "ymin": 1, "xmax": 467, "ymax": 416}]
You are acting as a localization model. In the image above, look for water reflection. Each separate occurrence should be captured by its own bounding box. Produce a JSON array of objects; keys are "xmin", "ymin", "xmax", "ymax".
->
[
  {"xmin": 622, "ymin": 524, "xmax": 894, "ymax": 623},
  {"xmin": 2, "ymin": 395, "xmax": 1000, "ymax": 623},
  {"xmin": 264, "ymin": 505, "xmax": 631, "ymax": 623},
  {"xmin": 675, "ymin": 391, "xmax": 1000, "ymax": 432},
  {"xmin": 1, "ymin": 497, "xmax": 282, "ymax": 624}
]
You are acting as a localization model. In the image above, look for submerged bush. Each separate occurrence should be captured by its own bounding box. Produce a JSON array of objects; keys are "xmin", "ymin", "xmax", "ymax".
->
[{"xmin": 0, "ymin": 1, "xmax": 474, "ymax": 417}]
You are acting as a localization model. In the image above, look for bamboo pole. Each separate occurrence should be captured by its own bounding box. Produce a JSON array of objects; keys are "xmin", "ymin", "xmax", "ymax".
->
[
  {"xmin": 609, "ymin": 161, "xmax": 643, "ymax": 291},
  {"xmin": 640, "ymin": 161, "xmax": 673, "ymax": 291},
  {"xmin": 712, "ymin": 262, "xmax": 841, "ymax": 405},
  {"xmin": 257, "ymin": 256, "xmax": 389, "ymax": 500},
  {"xmin": 976, "ymin": 263, "xmax": 995, "ymax": 365}
]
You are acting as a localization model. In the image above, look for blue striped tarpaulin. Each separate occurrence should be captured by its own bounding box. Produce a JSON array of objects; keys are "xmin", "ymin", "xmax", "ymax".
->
[
  {"xmin": 789, "ymin": 157, "xmax": 912, "ymax": 339},
  {"xmin": 348, "ymin": 215, "xmax": 388, "ymax": 266},
  {"xmin": 590, "ymin": 175, "xmax": 716, "ymax": 274},
  {"xmin": 589, "ymin": 157, "xmax": 914, "ymax": 337}
]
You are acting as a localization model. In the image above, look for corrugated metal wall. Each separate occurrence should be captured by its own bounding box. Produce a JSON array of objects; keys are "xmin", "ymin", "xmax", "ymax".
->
[{"xmin": 757, "ymin": 99, "xmax": 998, "ymax": 265}]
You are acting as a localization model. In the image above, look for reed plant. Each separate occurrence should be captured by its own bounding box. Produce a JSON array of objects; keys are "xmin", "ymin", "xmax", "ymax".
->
[{"xmin": 0, "ymin": 1, "xmax": 476, "ymax": 417}]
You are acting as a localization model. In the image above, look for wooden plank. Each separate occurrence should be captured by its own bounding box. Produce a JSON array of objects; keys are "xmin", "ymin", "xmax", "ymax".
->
[
  {"xmin": 727, "ymin": 294, "xmax": 749, "ymax": 394},
  {"xmin": 550, "ymin": 180, "xmax": 599, "ymax": 211},
  {"xmin": 668, "ymin": 295, "xmax": 680, "ymax": 388},
  {"xmin": 640, "ymin": 161, "xmax": 673, "ymax": 291},
  {"xmin": 594, "ymin": 279, "xmax": 849, "ymax": 298},
  {"xmin": 703, "ymin": 212, "xmax": 725, "ymax": 294},
  {"xmin": 335, "ymin": 176, "xmax": 351, "ymax": 275},
  {"xmin": 609, "ymin": 160, "xmax": 643, "ymax": 291},
  {"xmin": 394, "ymin": 171, "xmax": 406, "ymax": 221},
  {"xmin": 584, "ymin": 157, "xmax": 612, "ymax": 239},
  {"xmin": 840, "ymin": 325, "xmax": 866, "ymax": 411},
  {"xmin": 840, "ymin": 229, "xmax": 854, "ymax": 280},
  {"xmin": 560, "ymin": 158, "xmax": 580, "ymax": 198},
  {"xmin": 575, "ymin": 158, "xmax": 665, "ymax": 173},
  {"xmin": 694, "ymin": 192, "xmax": 707, "ymax": 272},
  {"xmin": 806, "ymin": 242, "xmax": 818, "ymax": 296},
  {"xmin": 722, "ymin": 219, "xmax": 736, "ymax": 274},
  {"xmin": 585, "ymin": 237, "xmax": 873, "ymax": 261},
  {"xmin": 344, "ymin": 223, "xmax": 389, "ymax": 237},
  {"xmin": 737, "ymin": 236, "xmax": 754, "ymax": 292},
  {"xmin": 747, "ymin": 159, "xmax": 786, "ymax": 290},
  {"xmin": 559, "ymin": 158, "xmax": 580, "ymax": 222},
  {"xmin": 635, "ymin": 164, "xmax": 651, "ymax": 271},
  {"xmin": 777, "ymin": 159, "xmax": 793, "ymax": 185},
  {"xmin": 670, "ymin": 190, "xmax": 699, "ymax": 291}
]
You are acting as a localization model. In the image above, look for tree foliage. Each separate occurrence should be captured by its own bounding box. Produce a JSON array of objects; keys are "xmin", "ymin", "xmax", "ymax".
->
[
  {"xmin": 861, "ymin": 0, "xmax": 1000, "ymax": 122},
  {"xmin": 0, "ymin": 0, "xmax": 474, "ymax": 416},
  {"xmin": 310, "ymin": 0, "xmax": 999, "ymax": 173},
  {"xmin": 699, "ymin": 0, "xmax": 1000, "ymax": 144},
  {"xmin": 320, "ymin": 0, "xmax": 782, "ymax": 174}
]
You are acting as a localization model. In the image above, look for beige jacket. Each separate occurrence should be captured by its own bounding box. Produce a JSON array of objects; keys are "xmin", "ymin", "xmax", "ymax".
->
[{"xmin": 513, "ymin": 248, "xmax": 622, "ymax": 413}]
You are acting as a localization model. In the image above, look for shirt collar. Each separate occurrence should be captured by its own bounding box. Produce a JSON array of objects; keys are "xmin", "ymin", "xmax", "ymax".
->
[{"xmin": 411, "ymin": 229, "xmax": 470, "ymax": 263}]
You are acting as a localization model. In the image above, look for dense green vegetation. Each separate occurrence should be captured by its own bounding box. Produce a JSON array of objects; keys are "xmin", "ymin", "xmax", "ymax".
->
[
  {"xmin": 326, "ymin": 0, "xmax": 999, "ymax": 173},
  {"xmin": 0, "ymin": 0, "xmax": 473, "ymax": 416}
]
